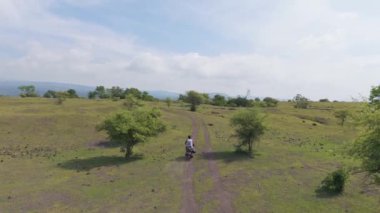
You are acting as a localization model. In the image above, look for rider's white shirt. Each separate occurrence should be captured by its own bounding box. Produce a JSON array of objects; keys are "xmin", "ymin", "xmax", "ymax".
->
[{"xmin": 186, "ymin": 139, "xmax": 193, "ymax": 148}]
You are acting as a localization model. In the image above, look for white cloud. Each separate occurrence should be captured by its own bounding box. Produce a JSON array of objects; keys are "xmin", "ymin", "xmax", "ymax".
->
[{"xmin": 0, "ymin": 0, "xmax": 379, "ymax": 100}]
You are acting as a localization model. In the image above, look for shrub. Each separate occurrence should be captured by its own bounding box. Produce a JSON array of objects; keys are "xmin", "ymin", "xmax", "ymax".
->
[
  {"xmin": 262, "ymin": 97, "xmax": 279, "ymax": 107},
  {"xmin": 230, "ymin": 109, "xmax": 265, "ymax": 155},
  {"xmin": 293, "ymin": 94, "xmax": 309, "ymax": 109},
  {"xmin": 316, "ymin": 169, "xmax": 348, "ymax": 194},
  {"xmin": 97, "ymin": 109, "xmax": 166, "ymax": 158}
]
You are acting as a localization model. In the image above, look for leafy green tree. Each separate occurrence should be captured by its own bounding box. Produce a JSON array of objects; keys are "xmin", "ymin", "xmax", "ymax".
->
[
  {"xmin": 183, "ymin": 90, "xmax": 204, "ymax": 111},
  {"xmin": 165, "ymin": 98, "xmax": 172, "ymax": 108},
  {"xmin": 230, "ymin": 109, "xmax": 265, "ymax": 155},
  {"xmin": 18, "ymin": 85, "xmax": 38, "ymax": 97},
  {"xmin": 334, "ymin": 110, "xmax": 349, "ymax": 126},
  {"xmin": 88, "ymin": 91, "xmax": 97, "ymax": 99},
  {"xmin": 142, "ymin": 91, "xmax": 155, "ymax": 101},
  {"xmin": 212, "ymin": 94, "xmax": 227, "ymax": 106},
  {"xmin": 227, "ymin": 96, "xmax": 253, "ymax": 107},
  {"xmin": 262, "ymin": 97, "xmax": 279, "ymax": 107},
  {"xmin": 350, "ymin": 106, "xmax": 380, "ymax": 173},
  {"xmin": 43, "ymin": 90, "xmax": 57, "ymax": 98},
  {"xmin": 67, "ymin": 89, "xmax": 79, "ymax": 98},
  {"xmin": 319, "ymin": 98, "xmax": 330, "ymax": 102},
  {"xmin": 55, "ymin": 92, "xmax": 68, "ymax": 105},
  {"xmin": 109, "ymin": 86, "xmax": 125, "ymax": 99},
  {"xmin": 96, "ymin": 86, "xmax": 110, "ymax": 99},
  {"xmin": 123, "ymin": 94, "xmax": 143, "ymax": 110},
  {"xmin": 293, "ymin": 94, "xmax": 309, "ymax": 109},
  {"xmin": 369, "ymin": 85, "xmax": 380, "ymax": 102},
  {"xmin": 125, "ymin": 88, "xmax": 142, "ymax": 99},
  {"xmin": 98, "ymin": 109, "xmax": 166, "ymax": 158},
  {"xmin": 316, "ymin": 169, "xmax": 348, "ymax": 194},
  {"xmin": 369, "ymin": 85, "xmax": 380, "ymax": 110}
]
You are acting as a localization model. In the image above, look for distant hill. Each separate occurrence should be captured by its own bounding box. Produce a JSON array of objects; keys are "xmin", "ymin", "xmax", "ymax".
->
[
  {"xmin": 0, "ymin": 81, "xmax": 95, "ymax": 97},
  {"xmin": 0, "ymin": 80, "xmax": 181, "ymax": 100}
]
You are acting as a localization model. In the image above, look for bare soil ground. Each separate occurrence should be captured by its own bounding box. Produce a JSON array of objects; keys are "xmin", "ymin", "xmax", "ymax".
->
[{"xmin": 180, "ymin": 112, "xmax": 233, "ymax": 213}]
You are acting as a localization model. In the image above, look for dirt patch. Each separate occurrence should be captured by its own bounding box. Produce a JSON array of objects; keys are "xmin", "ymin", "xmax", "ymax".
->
[
  {"xmin": 0, "ymin": 145, "xmax": 57, "ymax": 158},
  {"xmin": 181, "ymin": 113, "xmax": 199, "ymax": 213},
  {"xmin": 87, "ymin": 140, "xmax": 120, "ymax": 149},
  {"xmin": 201, "ymin": 120, "xmax": 234, "ymax": 213}
]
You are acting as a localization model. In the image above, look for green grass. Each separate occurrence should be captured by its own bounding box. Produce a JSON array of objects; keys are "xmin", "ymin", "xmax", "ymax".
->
[{"xmin": 0, "ymin": 98, "xmax": 379, "ymax": 212}]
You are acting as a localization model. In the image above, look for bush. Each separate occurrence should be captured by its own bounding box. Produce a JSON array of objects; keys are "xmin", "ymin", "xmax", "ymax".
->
[
  {"xmin": 293, "ymin": 94, "xmax": 309, "ymax": 109},
  {"xmin": 316, "ymin": 169, "xmax": 348, "ymax": 194},
  {"xmin": 262, "ymin": 97, "xmax": 279, "ymax": 107}
]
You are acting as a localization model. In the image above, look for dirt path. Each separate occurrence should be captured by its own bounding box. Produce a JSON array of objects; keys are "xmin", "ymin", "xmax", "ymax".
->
[
  {"xmin": 179, "ymin": 111, "xmax": 233, "ymax": 213},
  {"xmin": 180, "ymin": 113, "xmax": 199, "ymax": 213},
  {"xmin": 201, "ymin": 120, "xmax": 234, "ymax": 213}
]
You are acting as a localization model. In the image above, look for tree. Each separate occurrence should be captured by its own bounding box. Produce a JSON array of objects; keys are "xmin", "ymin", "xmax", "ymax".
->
[
  {"xmin": 227, "ymin": 96, "xmax": 253, "ymax": 107},
  {"xmin": 18, "ymin": 85, "xmax": 38, "ymax": 97},
  {"xmin": 183, "ymin": 90, "xmax": 204, "ymax": 111},
  {"xmin": 67, "ymin": 89, "xmax": 79, "ymax": 98},
  {"xmin": 369, "ymin": 85, "xmax": 380, "ymax": 109},
  {"xmin": 212, "ymin": 95, "xmax": 227, "ymax": 106},
  {"xmin": 350, "ymin": 105, "xmax": 380, "ymax": 173},
  {"xmin": 165, "ymin": 98, "xmax": 172, "ymax": 108},
  {"xmin": 125, "ymin": 88, "xmax": 142, "ymax": 99},
  {"xmin": 293, "ymin": 94, "xmax": 309, "ymax": 109},
  {"xmin": 230, "ymin": 109, "xmax": 265, "ymax": 155},
  {"xmin": 109, "ymin": 86, "xmax": 125, "ymax": 99},
  {"xmin": 123, "ymin": 94, "xmax": 143, "ymax": 110},
  {"xmin": 55, "ymin": 92, "xmax": 68, "ymax": 105},
  {"xmin": 88, "ymin": 91, "xmax": 97, "ymax": 99},
  {"xmin": 319, "ymin": 98, "xmax": 330, "ymax": 102},
  {"xmin": 96, "ymin": 86, "xmax": 110, "ymax": 99},
  {"xmin": 43, "ymin": 90, "xmax": 57, "ymax": 98},
  {"xmin": 142, "ymin": 91, "xmax": 155, "ymax": 101},
  {"xmin": 334, "ymin": 110, "xmax": 349, "ymax": 126},
  {"xmin": 262, "ymin": 97, "xmax": 279, "ymax": 107},
  {"xmin": 98, "ymin": 109, "xmax": 166, "ymax": 158},
  {"xmin": 369, "ymin": 85, "xmax": 380, "ymax": 102}
]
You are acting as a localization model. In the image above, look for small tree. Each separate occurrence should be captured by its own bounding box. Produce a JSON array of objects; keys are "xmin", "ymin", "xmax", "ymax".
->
[
  {"xmin": 18, "ymin": 85, "xmax": 38, "ymax": 97},
  {"xmin": 183, "ymin": 90, "xmax": 204, "ymax": 111},
  {"xmin": 124, "ymin": 88, "xmax": 142, "ymax": 99},
  {"xmin": 43, "ymin": 90, "xmax": 57, "ymax": 98},
  {"xmin": 334, "ymin": 110, "xmax": 349, "ymax": 126},
  {"xmin": 67, "ymin": 89, "xmax": 79, "ymax": 98},
  {"xmin": 212, "ymin": 94, "xmax": 227, "ymax": 106},
  {"xmin": 96, "ymin": 86, "xmax": 110, "ymax": 99},
  {"xmin": 262, "ymin": 97, "xmax": 279, "ymax": 107},
  {"xmin": 98, "ymin": 109, "xmax": 166, "ymax": 158},
  {"xmin": 316, "ymin": 169, "xmax": 348, "ymax": 194},
  {"xmin": 293, "ymin": 94, "xmax": 309, "ymax": 109},
  {"xmin": 123, "ymin": 94, "xmax": 143, "ymax": 110},
  {"xmin": 55, "ymin": 92, "xmax": 68, "ymax": 105},
  {"xmin": 369, "ymin": 85, "xmax": 380, "ymax": 102},
  {"xmin": 165, "ymin": 98, "xmax": 172, "ymax": 108},
  {"xmin": 230, "ymin": 109, "xmax": 265, "ymax": 155},
  {"xmin": 350, "ymin": 106, "xmax": 380, "ymax": 173}
]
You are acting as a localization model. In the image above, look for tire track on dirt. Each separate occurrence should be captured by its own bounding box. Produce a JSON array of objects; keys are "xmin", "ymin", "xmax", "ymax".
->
[
  {"xmin": 201, "ymin": 119, "xmax": 234, "ymax": 213},
  {"xmin": 180, "ymin": 112, "xmax": 199, "ymax": 213}
]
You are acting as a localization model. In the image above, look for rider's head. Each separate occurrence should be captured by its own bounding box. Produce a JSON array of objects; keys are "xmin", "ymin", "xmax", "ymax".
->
[{"xmin": 188, "ymin": 135, "xmax": 191, "ymax": 139}]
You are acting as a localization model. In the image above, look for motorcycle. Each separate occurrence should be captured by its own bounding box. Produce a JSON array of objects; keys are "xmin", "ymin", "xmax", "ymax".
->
[{"xmin": 185, "ymin": 147, "xmax": 196, "ymax": 160}]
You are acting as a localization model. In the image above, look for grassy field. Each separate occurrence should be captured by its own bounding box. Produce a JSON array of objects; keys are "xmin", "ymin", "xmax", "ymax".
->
[{"xmin": 0, "ymin": 97, "xmax": 379, "ymax": 212}]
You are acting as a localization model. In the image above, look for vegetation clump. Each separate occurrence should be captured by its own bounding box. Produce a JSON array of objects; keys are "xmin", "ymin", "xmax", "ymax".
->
[
  {"xmin": 316, "ymin": 169, "xmax": 348, "ymax": 194},
  {"xmin": 97, "ymin": 109, "xmax": 166, "ymax": 158},
  {"xmin": 18, "ymin": 85, "xmax": 38, "ymax": 97},
  {"xmin": 293, "ymin": 94, "xmax": 309, "ymax": 109},
  {"xmin": 230, "ymin": 109, "xmax": 265, "ymax": 155},
  {"xmin": 262, "ymin": 97, "xmax": 279, "ymax": 107},
  {"xmin": 334, "ymin": 110, "xmax": 349, "ymax": 126},
  {"xmin": 180, "ymin": 90, "xmax": 204, "ymax": 111}
]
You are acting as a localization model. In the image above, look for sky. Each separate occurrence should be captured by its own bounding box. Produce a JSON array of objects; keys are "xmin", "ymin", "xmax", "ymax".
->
[{"xmin": 0, "ymin": 0, "xmax": 380, "ymax": 100}]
